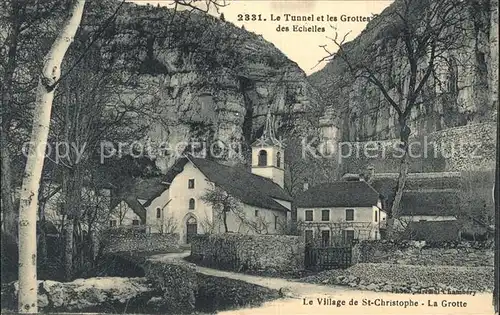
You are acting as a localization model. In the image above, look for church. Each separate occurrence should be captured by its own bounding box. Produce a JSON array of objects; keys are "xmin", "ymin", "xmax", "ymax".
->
[{"xmin": 109, "ymin": 110, "xmax": 292, "ymax": 244}]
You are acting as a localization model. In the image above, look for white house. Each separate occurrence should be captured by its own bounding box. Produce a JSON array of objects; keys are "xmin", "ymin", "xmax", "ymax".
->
[
  {"xmin": 110, "ymin": 110, "xmax": 292, "ymax": 243},
  {"xmin": 296, "ymin": 180, "xmax": 387, "ymax": 246}
]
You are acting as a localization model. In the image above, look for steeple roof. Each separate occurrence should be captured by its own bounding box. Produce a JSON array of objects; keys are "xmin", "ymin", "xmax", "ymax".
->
[{"xmin": 252, "ymin": 106, "xmax": 283, "ymax": 147}]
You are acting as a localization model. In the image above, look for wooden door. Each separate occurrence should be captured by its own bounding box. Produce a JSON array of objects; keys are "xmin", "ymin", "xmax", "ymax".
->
[{"xmin": 186, "ymin": 217, "xmax": 197, "ymax": 244}]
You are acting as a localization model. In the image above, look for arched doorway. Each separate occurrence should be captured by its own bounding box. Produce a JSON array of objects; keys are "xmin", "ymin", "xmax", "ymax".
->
[{"xmin": 186, "ymin": 216, "xmax": 197, "ymax": 244}]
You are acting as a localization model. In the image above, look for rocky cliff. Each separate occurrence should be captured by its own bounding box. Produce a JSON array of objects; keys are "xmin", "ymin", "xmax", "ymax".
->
[
  {"xmin": 82, "ymin": 1, "xmax": 324, "ymax": 172},
  {"xmin": 309, "ymin": 0, "xmax": 498, "ymax": 142}
]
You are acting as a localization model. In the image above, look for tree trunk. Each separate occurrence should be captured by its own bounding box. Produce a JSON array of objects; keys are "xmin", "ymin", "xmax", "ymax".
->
[
  {"xmin": 17, "ymin": 1, "xmax": 86, "ymax": 312},
  {"xmin": 494, "ymin": 122, "xmax": 498, "ymax": 313},
  {"xmin": 37, "ymin": 185, "xmax": 49, "ymax": 267},
  {"xmin": 38, "ymin": 229, "xmax": 48, "ymax": 268},
  {"xmin": 64, "ymin": 220, "xmax": 74, "ymax": 281},
  {"xmin": 1, "ymin": 8, "xmax": 20, "ymax": 242},
  {"xmin": 1, "ymin": 131, "xmax": 16, "ymax": 237},
  {"xmin": 62, "ymin": 167, "xmax": 83, "ymax": 280},
  {"xmin": 223, "ymin": 210, "xmax": 228, "ymax": 233},
  {"xmin": 385, "ymin": 124, "xmax": 410, "ymax": 239}
]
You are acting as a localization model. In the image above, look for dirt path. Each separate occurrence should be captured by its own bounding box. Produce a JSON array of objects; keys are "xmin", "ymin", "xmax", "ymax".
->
[
  {"xmin": 147, "ymin": 251, "xmax": 352, "ymax": 297},
  {"xmin": 147, "ymin": 251, "xmax": 495, "ymax": 315}
]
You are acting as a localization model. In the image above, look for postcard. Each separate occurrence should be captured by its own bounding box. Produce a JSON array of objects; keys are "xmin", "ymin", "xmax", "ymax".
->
[{"xmin": 0, "ymin": 0, "xmax": 497, "ymax": 314}]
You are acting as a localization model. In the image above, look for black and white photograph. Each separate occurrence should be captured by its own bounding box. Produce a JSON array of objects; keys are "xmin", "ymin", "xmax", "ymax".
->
[{"xmin": 0, "ymin": 0, "xmax": 498, "ymax": 314}]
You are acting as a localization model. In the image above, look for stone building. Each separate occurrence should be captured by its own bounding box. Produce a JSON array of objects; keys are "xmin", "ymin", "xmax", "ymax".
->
[
  {"xmin": 110, "ymin": 109, "xmax": 292, "ymax": 244},
  {"xmin": 295, "ymin": 179, "xmax": 387, "ymax": 246}
]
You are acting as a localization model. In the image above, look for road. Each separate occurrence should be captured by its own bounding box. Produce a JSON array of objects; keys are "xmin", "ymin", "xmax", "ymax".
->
[{"xmin": 147, "ymin": 251, "xmax": 495, "ymax": 315}]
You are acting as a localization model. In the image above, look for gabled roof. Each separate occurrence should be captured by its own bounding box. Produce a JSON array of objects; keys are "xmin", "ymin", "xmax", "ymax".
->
[
  {"xmin": 110, "ymin": 176, "xmax": 169, "ymax": 209},
  {"xmin": 110, "ymin": 196, "xmax": 147, "ymax": 223},
  {"xmin": 123, "ymin": 197, "xmax": 147, "ymax": 223},
  {"xmin": 295, "ymin": 180, "xmax": 381, "ymax": 208},
  {"xmin": 399, "ymin": 189, "xmax": 460, "ymax": 216},
  {"xmin": 404, "ymin": 220, "xmax": 461, "ymax": 242},
  {"xmin": 165, "ymin": 155, "xmax": 292, "ymax": 212},
  {"xmin": 370, "ymin": 172, "xmax": 462, "ymax": 199},
  {"xmin": 131, "ymin": 177, "xmax": 170, "ymax": 207}
]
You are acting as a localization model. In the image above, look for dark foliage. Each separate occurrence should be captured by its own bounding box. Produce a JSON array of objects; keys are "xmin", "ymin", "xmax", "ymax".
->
[{"xmin": 195, "ymin": 274, "xmax": 280, "ymax": 313}]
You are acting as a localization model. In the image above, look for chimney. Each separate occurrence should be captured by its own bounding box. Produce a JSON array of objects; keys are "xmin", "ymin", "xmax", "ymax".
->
[{"xmin": 303, "ymin": 182, "xmax": 309, "ymax": 191}]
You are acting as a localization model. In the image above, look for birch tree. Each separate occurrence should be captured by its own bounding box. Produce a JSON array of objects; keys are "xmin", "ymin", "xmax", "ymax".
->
[
  {"xmin": 17, "ymin": 0, "xmax": 86, "ymax": 312},
  {"xmin": 1, "ymin": 0, "xmax": 63, "ymax": 243},
  {"xmin": 15, "ymin": 0, "xmax": 231, "ymax": 308}
]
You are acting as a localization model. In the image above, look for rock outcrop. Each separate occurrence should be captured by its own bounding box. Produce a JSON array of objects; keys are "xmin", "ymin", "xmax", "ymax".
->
[
  {"xmin": 82, "ymin": 1, "xmax": 324, "ymax": 172},
  {"xmin": 309, "ymin": 0, "xmax": 498, "ymax": 142},
  {"xmin": 2, "ymin": 278, "xmax": 156, "ymax": 312}
]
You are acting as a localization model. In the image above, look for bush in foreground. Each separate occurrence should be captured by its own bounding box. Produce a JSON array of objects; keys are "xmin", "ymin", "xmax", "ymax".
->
[{"xmin": 196, "ymin": 273, "xmax": 280, "ymax": 313}]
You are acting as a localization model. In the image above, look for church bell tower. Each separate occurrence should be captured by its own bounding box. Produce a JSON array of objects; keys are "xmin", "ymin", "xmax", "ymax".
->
[{"xmin": 251, "ymin": 107, "xmax": 285, "ymax": 188}]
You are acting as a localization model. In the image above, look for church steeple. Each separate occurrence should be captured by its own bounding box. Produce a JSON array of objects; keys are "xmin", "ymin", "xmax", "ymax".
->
[
  {"xmin": 252, "ymin": 106, "xmax": 284, "ymax": 147},
  {"xmin": 251, "ymin": 106, "xmax": 285, "ymax": 188}
]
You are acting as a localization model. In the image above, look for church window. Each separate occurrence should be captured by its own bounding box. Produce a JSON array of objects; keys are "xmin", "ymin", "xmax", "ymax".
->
[
  {"xmin": 258, "ymin": 150, "xmax": 267, "ymax": 166},
  {"xmin": 156, "ymin": 207, "xmax": 161, "ymax": 219},
  {"xmin": 189, "ymin": 198, "xmax": 195, "ymax": 210},
  {"xmin": 276, "ymin": 152, "xmax": 281, "ymax": 168},
  {"xmin": 188, "ymin": 179, "xmax": 195, "ymax": 189}
]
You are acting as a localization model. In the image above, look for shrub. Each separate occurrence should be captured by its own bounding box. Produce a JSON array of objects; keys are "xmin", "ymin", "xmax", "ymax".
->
[
  {"xmin": 143, "ymin": 260, "xmax": 197, "ymax": 314},
  {"xmin": 195, "ymin": 274, "xmax": 280, "ymax": 312}
]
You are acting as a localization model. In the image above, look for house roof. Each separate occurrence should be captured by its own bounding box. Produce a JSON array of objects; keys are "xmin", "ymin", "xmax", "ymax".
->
[
  {"xmin": 131, "ymin": 177, "xmax": 169, "ymax": 207},
  {"xmin": 370, "ymin": 172, "xmax": 462, "ymax": 199},
  {"xmin": 165, "ymin": 155, "xmax": 292, "ymax": 212},
  {"xmin": 123, "ymin": 197, "xmax": 147, "ymax": 223},
  {"xmin": 404, "ymin": 220, "xmax": 461, "ymax": 242},
  {"xmin": 399, "ymin": 189, "xmax": 460, "ymax": 216},
  {"xmin": 295, "ymin": 180, "xmax": 381, "ymax": 208},
  {"xmin": 110, "ymin": 196, "xmax": 147, "ymax": 223},
  {"xmin": 110, "ymin": 176, "xmax": 169, "ymax": 209}
]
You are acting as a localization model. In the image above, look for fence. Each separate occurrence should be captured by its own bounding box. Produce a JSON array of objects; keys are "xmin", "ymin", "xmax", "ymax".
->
[{"xmin": 304, "ymin": 246, "xmax": 352, "ymax": 271}]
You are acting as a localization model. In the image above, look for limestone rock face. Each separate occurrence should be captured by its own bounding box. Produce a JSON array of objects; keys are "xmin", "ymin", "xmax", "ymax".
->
[
  {"xmin": 309, "ymin": 0, "xmax": 498, "ymax": 142},
  {"xmin": 85, "ymin": 1, "xmax": 324, "ymax": 172}
]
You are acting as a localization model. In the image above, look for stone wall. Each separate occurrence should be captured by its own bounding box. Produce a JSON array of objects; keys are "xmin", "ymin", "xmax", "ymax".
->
[
  {"xmin": 101, "ymin": 227, "xmax": 180, "ymax": 254},
  {"xmin": 429, "ymin": 122, "xmax": 497, "ymax": 171},
  {"xmin": 352, "ymin": 240, "xmax": 494, "ymax": 267},
  {"xmin": 190, "ymin": 234, "xmax": 305, "ymax": 273},
  {"xmin": 339, "ymin": 122, "xmax": 496, "ymax": 174}
]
